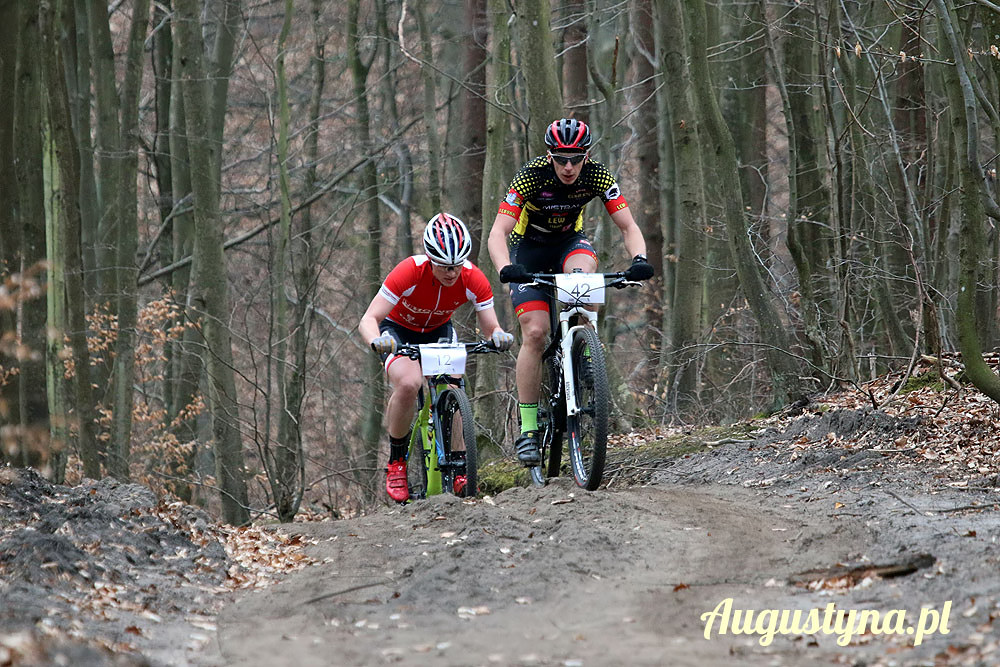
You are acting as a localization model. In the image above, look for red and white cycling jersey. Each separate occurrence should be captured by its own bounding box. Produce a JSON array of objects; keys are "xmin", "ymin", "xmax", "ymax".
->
[{"xmin": 379, "ymin": 255, "xmax": 495, "ymax": 333}]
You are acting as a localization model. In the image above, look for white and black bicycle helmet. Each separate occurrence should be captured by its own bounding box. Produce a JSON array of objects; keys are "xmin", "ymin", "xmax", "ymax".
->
[{"xmin": 422, "ymin": 213, "xmax": 472, "ymax": 265}]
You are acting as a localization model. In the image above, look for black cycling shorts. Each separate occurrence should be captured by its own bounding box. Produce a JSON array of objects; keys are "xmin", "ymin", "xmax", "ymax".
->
[
  {"xmin": 509, "ymin": 233, "xmax": 597, "ymax": 317},
  {"xmin": 378, "ymin": 319, "xmax": 457, "ymax": 368}
]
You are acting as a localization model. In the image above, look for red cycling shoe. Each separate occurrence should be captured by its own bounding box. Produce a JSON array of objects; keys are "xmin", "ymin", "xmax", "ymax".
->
[
  {"xmin": 453, "ymin": 474, "xmax": 467, "ymax": 496},
  {"xmin": 386, "ymin": 459, "xmax": 409, "ymax": 502}
]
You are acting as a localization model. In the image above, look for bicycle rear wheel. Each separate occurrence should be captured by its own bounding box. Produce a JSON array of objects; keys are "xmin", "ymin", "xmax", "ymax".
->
[
  {"xmin": 566, "ymin": 326, "xmax": 609, "ymax": 490},
  {"xmin": 436, "ymin": 387, "xmax": 478, "ymax": 497},
  {"xmin": 530, "ymin": 358, "xmax": 565, "ymax": 487}
]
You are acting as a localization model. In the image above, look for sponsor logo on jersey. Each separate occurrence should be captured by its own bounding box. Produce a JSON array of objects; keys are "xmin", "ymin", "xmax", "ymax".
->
[
  {"xmin": 400, "ymin": 299, "xmax": 454, "ymax": 317},
  {"xmin": 604, "ymin": 183, "xmax": 622, "ymax": 200},
  {"xmin": 505, "ymin": 191, "xmax": 522, "ymax": 207}
]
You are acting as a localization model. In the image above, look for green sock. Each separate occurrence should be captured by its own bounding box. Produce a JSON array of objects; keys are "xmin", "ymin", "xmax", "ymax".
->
[{"xmin": 519, "ymin": 402, "xmax": 538, "ymax": 433}]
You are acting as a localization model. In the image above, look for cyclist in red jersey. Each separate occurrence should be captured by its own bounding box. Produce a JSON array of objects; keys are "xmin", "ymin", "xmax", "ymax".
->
[
  {"xmin": 360, "ymin": 213, "xmax": 514, "ymax": 502},
  {"xmin": 486, "ymin": 118, "xmax": 654, "ymax": 466}
]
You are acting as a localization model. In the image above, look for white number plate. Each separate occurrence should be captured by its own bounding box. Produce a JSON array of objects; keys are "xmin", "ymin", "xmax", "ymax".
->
[
  {"xmin": 418, "ymin": 344, "xmax": 467, "ymax": 375},
  {"xmin": 555, "ymin": 273, "xmax": 605, "ymax": 304}
]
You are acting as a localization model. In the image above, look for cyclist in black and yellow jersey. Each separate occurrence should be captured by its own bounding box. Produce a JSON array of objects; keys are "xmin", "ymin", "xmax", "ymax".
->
[{"xmin": 487, "ymin": 118, "xmax": 654, "ymax": 466}]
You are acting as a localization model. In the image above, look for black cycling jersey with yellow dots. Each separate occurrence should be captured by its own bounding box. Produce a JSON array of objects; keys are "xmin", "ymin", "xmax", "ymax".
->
[{"xmin": 497, "ymin": 155, "xmax": 629, "ymax": 246}]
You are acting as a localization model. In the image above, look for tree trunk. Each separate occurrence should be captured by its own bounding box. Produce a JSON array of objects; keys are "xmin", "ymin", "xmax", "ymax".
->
[
  {"xmin": 475, "ymin": 0, "xmax": 517, "ymax": 453},
  {"xmin": 455, "ymin": 0, "xmax": 487, "ymax": 242},
  {"xmin": 107, "ymin": 0, "xmax": 150, "ymax": 481},
  {"xmin": 784, "ymin": 3, "xmax": 832, "ymax": 373},
  {"xmin": 514, "ymin": 0, "xmax": 563, "ymax": 153},
  {"xmin": 936, "ymin": 0, "xmax": 1000, "ymax": 402},
  {"xmin": 350, "ymin": 0, "xmax": 386, "ymax": 497},
  {"xmin": 415, "ymin": 2, "xmax": 442, "ymax": 212},
  {"xmin": 375, "ymin": 0, "xmax": 414, "ymax": 260},
  {"xmin": 270, "ymin": 0, "xmax": 303, "ymax": 523},
  {"xmin": 174, "ymin": 0, "xmax": 249, "ymax": 525},
  {"xmin": 11, "ymin": 2, "xmax": 49, "ymax": 469},
  {"xmin": 85, "ymin": 0, "xmax": 123, "ymax": 309},
  {"xmin": 40, "ymin": 0, "xmax": 100, "ymax": 480},
  {"xmin": 0, "ymin": 1, "xmax": 15, "ymax": 275},
  {"xmin": 151, "ymin": 0, "xmax": 174, "ymax": 241},
  {"xmin": 273, "ymin": 0, "xmax": 327, "ymax": 521},
  {"xmin": 633, "ymin": 0, "xmax": 663, "ymax": 398},
  {"xmin": 70, "ymin": 1, "xmax": 100, "ymax": 297},
  {"xmin": 41, "ymin": 1, "xmax": 68, "ymax": 481},
  {"xmin": 562, "ymin": 0, "xmax": 588, "ymax": 121},
  {"xmin": 657, "ymin": 0, "xmax": 706, "ymax": 411},
  {"xmin": 684, "ymin": 0, "xmax": 797, "ymax": 409}
]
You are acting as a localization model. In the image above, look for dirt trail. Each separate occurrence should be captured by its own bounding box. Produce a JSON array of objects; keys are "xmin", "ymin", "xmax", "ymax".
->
[
  {"xmin": 213, "ymin": 408, "xmax": 1000, "ymax": 667},
  {"xmin": 214, "ymin": 478, "xmax": 877, "ymax": 667},
  {"xmin": 5, "ymin": 403, "xmax": 998, "ymax": 666}
]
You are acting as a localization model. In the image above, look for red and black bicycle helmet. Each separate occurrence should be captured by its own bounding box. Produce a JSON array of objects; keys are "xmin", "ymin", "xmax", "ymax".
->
[{"xmin": 544, "ymin": 118, "xmax": 592, "ymax": 151}]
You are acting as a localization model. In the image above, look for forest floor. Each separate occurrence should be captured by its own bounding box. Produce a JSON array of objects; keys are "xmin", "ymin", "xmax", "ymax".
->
[{"xmin": 3, "ymin": 355, "xmax": 1000, "ymax": 666}]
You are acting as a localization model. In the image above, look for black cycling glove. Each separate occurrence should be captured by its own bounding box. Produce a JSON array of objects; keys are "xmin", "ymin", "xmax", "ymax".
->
[
  {"xmin": 624, "ymin": 254, "xmax": 654, "ymax": 281},
  {"xmin": 499, "ymin": 263, "xmax": 532, "ymax": 284}
]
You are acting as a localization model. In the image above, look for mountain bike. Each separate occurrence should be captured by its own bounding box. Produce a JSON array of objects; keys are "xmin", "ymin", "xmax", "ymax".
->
[
  {"xmin": 396, "ymin": 340, "xmax": 500, "ymax": 500},
  {"xmin": 522, "ymin": 271, "xmax": 639, "ymax": 490}
]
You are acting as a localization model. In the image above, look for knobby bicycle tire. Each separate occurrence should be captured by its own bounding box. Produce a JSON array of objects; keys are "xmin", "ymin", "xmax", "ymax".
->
[
  {"xmin": 530, "ymin": 357, "xmax": 565, "ymax": 487},
  {"xmin": 436, "ymin": 387, "xmax": 478, "ymax": 497},
  {"xmin": 407, "ymin": 423, "xmax": 429, "ymax": 500},
  {"xmin": 567, "ymin": 326, "xmax": 609, "ymax": 490},
  {"xmin": 543, "ymin": 359, "xmax": 565, "ymax": 479}
]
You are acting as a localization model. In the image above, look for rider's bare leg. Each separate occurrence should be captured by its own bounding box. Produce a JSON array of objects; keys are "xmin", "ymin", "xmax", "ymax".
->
[
  {"xmin": 515, "ymin": 310, "xmax": 549, "ymax": 405},
  {"xmin": 385, "ymin": 357, "xmax": 423, "ymax": 439}
]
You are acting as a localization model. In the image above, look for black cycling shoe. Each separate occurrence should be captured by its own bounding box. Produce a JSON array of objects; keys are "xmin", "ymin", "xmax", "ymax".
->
[{"xmin": 515, "ymin": 431, "xmax": 541, "ymax": 465}]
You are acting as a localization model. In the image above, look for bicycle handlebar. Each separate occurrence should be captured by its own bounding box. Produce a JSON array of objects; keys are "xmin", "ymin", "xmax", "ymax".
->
[
  {"xmin": 395, "ymin": 340, "xmax": 500, "ymax": 360},
  {"xmin": 519, "ymin": 271, "xmax": 641, "ymax": 290}
]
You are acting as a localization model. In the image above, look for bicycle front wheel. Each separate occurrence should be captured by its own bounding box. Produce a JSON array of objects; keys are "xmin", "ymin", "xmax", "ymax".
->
[
  {"xmin": 566, "ymin": 327, "xmax": 609, "ymax": 490},
  {"xmin": 436, "ymin": 387, "xmax": 478, "ymax": 497},
  {"xmin": 407, "ymin": 425, "xmax": 429, "ymax": 500}
]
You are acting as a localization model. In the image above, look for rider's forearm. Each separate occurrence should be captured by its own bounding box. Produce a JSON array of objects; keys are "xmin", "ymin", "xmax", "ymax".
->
[
  {"xmin": 487, "ymin": 214, "xmax": 516, "ymax": 270},
  {"xmin": 621, "ymin": 222, "xmax": 647, "ymax": 259},
  {"xmin": 358, "ymin": 316, "xmax": 381, "ymax": 347},
  {"xmin": 476, "ymin": 310, "xmax": 504, "ymax": 339},
  {"xmin": 611, "ymin": 209, "xmax": 647, "ymax": 259}
]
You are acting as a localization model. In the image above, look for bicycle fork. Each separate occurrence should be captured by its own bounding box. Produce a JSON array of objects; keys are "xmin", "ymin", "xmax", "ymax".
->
[{"xmin": 559, "ymin": 307, "xmax": 598, "ymax": 417}]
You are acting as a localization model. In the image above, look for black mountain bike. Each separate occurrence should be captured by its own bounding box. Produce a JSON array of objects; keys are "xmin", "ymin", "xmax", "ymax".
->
[{"xmin": 523, "ymin": 271, "xmax": 639, "ymax": 490}]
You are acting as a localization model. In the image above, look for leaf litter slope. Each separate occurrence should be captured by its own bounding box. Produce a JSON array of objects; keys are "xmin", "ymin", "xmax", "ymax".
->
[{"xmin": 0, "ymin": 468, "xmax": 315, "ymax": 667}]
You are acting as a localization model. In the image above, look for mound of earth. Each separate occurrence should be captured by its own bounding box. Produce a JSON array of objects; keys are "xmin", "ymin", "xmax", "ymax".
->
[{"xmin": 0, "ymin": 467, "xmax": 231, "ymax": 666}]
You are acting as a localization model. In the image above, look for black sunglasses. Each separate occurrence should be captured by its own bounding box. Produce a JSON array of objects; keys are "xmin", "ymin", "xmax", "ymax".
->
[{"xmin": 549, "ymin": 152, "xmax": 587, "ymax": 166}]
